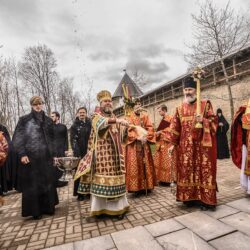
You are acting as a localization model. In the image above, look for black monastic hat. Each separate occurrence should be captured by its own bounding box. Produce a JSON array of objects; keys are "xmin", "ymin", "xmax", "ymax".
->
[
  {"xmin": 184, "ymin": 77, "xmax": 197, "ymax": 89},
  {"xmin": 216, "ymin": 108, "xmax": 223, "ymax": 114}
]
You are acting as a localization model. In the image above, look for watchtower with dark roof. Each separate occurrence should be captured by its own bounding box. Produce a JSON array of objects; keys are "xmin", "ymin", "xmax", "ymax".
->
[{"xmin": 112, "ymin": 70, "xmax": 143, "ymax": 109}]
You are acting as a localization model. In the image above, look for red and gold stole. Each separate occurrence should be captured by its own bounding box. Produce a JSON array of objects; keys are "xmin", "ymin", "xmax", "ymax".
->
[
  {"xmin": 246, "ymin": 131, "xmax": 250, "ymax": 175},
  {"xmin": 182, "ymin": 100, "xmax": 215, "ymax": 147},
  {"xmin": 242, "ymin": 99, "xmax": 250, "ymax": 175},
  {"xmin": 156, "ymin": 115, "xmax": 171, "ymax": 132}
]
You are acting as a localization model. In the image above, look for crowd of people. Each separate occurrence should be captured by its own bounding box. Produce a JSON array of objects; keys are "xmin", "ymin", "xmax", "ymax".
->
[{"xmin": 0, "ymin": 76, "xmax": 249, "ymax": 221}]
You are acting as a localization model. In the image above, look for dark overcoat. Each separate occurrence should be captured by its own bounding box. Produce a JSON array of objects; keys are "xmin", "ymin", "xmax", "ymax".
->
[
  {"xmin": 70, "ymin": 117, "xmax": 91, "ymax": 196},
  {"xmin": 13, "ymin": 110, "xmax": 58, "ymax": 217}
]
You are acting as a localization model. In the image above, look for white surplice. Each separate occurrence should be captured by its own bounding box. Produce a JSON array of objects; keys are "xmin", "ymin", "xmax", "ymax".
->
[{"xmin": 240, "ymin": 145, "xmax": 250, "ymax": 194}]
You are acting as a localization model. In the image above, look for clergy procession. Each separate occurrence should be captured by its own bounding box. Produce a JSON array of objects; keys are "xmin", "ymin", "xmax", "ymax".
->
[
  {"xmin": 2, "ymin": 0, "xmax": 250, "ymax": 248},
  {"xmin": 0, "ymin": 69, "xmax": 249, "ymax": 222}
]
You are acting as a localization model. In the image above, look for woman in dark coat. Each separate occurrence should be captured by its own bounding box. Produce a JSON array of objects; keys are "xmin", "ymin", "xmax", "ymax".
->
[
  {"xmin": 0, "ymin": 124, "xmax": 11, "ymax": 195},
  {"xmin": 216, "ymin": 108, "xmax": 230, "ymax": 159},
  {"xmin": 13, "ymin": 96, "xmax": 58, "ymax": 219}
]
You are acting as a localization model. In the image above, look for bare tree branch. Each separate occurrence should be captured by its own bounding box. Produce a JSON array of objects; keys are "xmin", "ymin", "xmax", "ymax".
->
[
  {"xmin": 185, "ymin": 0, "xmax": 250, "ymax": 119},
  {"xmin": 19, "ymin": 44, "xmax": 58, "ymax": 114}
]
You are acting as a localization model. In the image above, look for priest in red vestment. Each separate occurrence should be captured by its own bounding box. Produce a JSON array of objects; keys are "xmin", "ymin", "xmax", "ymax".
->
[
  {"xmin": 167, "ymin": 77, "xmax": 218, "ymax": 210},
  {"xmin": 125, "ymin": 99, "xmax": 157, "ymax": 195},
  {"xmin": 231, "ymin": 99, "xmax": 250, "ymax": 194},
  {"xmin": 154, "ymin": 104, "xmax": 177, "ymax": 185}
]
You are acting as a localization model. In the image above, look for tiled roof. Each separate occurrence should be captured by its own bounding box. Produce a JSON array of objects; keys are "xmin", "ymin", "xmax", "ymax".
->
[{"xmin": 113, "ymin": 72, "xmax": 143, "ymax": 98}]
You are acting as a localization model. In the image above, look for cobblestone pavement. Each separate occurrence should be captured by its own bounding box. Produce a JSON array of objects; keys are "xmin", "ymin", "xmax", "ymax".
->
[{"xmin": 0, "ymin": 159, "xmax": 246, "ymax": 250}]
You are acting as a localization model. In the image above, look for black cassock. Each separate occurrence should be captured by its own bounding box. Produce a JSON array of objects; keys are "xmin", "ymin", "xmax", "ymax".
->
[
  {"xmin": 53, "ymin": 123, "xmax": 68, "ymax": 157},
  {"xmin": 70, "ymin": 117, "xmax": 91, "ymax": 196},
  {"xmin": 216, "ymin": 109, "xmax": 230, "ymax": 159},
  {"xmin": 13, "ymin": 110, "xmax": 58, "ymax": 217},
  {"xmin": 53, "ymin": 123, "xmax": 68, "ymax": 181},
  {"xmin": 0, "ymin": 124, "xmax": 19, "ymax": 194}
]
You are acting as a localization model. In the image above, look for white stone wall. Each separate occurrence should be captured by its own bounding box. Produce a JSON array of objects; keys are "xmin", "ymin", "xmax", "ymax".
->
[{"xmin": 147, "ymin": 79, "xmax": 250, "ymax": 128}]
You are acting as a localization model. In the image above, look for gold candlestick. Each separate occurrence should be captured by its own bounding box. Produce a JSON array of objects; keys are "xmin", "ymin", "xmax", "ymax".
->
[{"xmin": 192, "ymin": 66, "xmax": 205, "ymax": 129}]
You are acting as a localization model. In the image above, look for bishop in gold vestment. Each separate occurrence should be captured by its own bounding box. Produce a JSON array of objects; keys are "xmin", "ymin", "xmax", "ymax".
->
[{"xmin": 76, "ymin": 90, "xmax": 129, "ymax": 218}]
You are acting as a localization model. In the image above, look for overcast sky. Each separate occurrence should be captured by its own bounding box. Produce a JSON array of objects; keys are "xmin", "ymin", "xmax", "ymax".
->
[{"xmin": 0, "ymin": 0, "xmax": 249, "ymax": 95}]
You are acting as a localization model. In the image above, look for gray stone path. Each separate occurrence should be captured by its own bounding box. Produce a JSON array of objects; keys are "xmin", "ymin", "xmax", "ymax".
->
[
  {"xmin": 46, "ymin": 197, "xmax": 250, "ymax": 250},
  {"xmin": 1, "ymin": 159, "xmax": 246, "ymax": 250}
]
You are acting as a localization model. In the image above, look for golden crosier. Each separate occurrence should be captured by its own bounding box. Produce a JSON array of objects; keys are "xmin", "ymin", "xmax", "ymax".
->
[
  {"xmin": 192, "ymin": 66, "xmax": 205, "ymax": 129},
  {"xmin": 192, "ymin": 66, "xmax": 205, "ymax": 80}
]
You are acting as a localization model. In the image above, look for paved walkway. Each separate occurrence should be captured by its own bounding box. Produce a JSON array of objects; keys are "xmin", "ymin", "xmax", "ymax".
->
[
  {"xmin": 47, "ymin": 197, "xmax": 250, "ymax": 250},
  {"xmin": 0, "ymin": 159, "xmax": 247, "ymax": 250}
]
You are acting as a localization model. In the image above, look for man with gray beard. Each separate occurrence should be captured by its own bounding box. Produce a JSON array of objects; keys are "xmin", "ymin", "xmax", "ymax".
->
[{"xmin": 168, "ymin": 77, "xmax": 218, "ymax": 211}]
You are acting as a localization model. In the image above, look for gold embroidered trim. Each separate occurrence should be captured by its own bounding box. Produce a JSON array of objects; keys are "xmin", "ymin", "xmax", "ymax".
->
[
  {"xmin": 177, "ymin": 182, "xmax": 216, "ymax": 189},
  {"xmin": 181, "ymin": 116, "xmax": 194, "ymax": 122},
  {"xmin": 93, "ymin": 174, "xmax": 125, "ymax": 186},
  {"xmin": 244, "ymin": 170, "xmax": 250, "ymax": 175},
  {"xmin": 90, "ymin": 206, "xmax": 129, "ymax": 216},
  {"xmin": 177, "ymin": 107, "xmax": 182, "ymax": 121},
  {"xmin": 74, "ymin": 163, "xmax": 91, "ymax": 181},
  {"xmin": 171, "ymin": 129, "xmax": 180, "ymax": 136},
  {"xmin": 78, "ymin": 191, "xmax": 90, "ymax": 194},
  {"xmin": 80, "ymin": 174, "xmax": 91, "ymax": 183},
  {"xmin": 90, "ymin": 192, "xmax": 126, "ymax": 199},
  {"xmin": 243, "ymin": 124, "xmax": 250, "ymax": 130}
]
